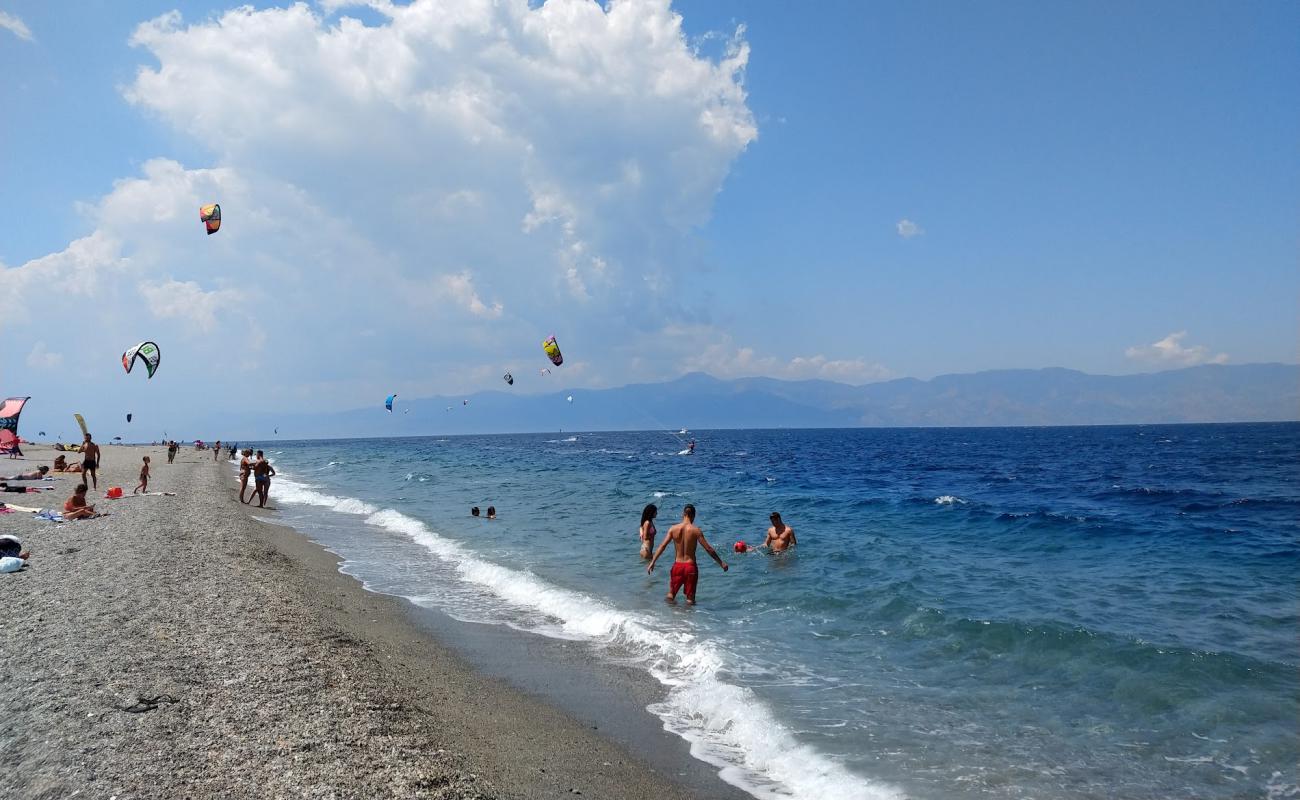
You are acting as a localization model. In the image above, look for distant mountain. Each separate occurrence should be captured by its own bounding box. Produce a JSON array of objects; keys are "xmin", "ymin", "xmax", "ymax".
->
[{"xmin": 231, "ymin": 363, "xmax": 1299, "ymax": 439}]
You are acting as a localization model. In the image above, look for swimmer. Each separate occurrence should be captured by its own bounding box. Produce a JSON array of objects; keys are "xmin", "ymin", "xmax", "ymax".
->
[
  {"xmin": 647, "ymin": 504, "xmax": 727, "ymax": 605},
  {"xmin": 761, "ymin": 512, "xmax": 797, "ymax": 552}
]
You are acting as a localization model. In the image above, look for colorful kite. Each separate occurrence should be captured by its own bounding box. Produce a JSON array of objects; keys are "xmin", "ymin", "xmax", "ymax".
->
[
  {"xmin": 542, "ymin": 335, "xmax": 563, "ymax": 366},
  {"xmin": 503, "ymin": 372, "xmax": 514, "ymax": 386},
  {"xmin": 0, "ymin": 397, "xmax": 30, "ymax": 455},
  {"xmin": 200, "ymin": 203, "xmax": 221, "ymax": 235},
  {"xmin": 385, "ymin": 394, "xmax": 397, "ymax": 413},
  {"xmin": 122, "ymin": 341, "xmax": 162, "ymax": 379}
]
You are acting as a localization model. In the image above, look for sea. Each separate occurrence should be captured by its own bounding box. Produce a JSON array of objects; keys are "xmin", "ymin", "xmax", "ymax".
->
[{"xmin": 242, "ymin": 423, "xmax": 1299, "ymax": 800}]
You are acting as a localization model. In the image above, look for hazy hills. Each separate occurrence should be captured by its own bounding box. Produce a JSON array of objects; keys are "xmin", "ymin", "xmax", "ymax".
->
[{"xmin": 236, "ymin": 363, "xmax": 1298, "ymax": 439}]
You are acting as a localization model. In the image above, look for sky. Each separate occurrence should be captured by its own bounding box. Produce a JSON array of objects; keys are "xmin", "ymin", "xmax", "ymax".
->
[{"xmin": 2, "ymin": 0, "xmax": 1296, "ymax": 436}]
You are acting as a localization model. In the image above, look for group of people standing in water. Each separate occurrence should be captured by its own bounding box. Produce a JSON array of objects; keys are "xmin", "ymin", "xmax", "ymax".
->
[{"xmin": 637, "ymin": 503, "xmax": 797, "ymax": 605}]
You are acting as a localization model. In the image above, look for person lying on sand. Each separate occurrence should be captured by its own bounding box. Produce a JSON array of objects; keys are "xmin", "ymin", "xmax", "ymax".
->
[
  {"xmin": 0, "ymin": 534, "xmax": 30, "ymax": 560},
  {"xmin": 0, "ymin": 466, "xmax": 49, "ymax": 480},
  {"xmin": 63, "ymin": 483, "xmax": 98, "ymax": 520},
  {"xmin": 1, "ymin": 483, "xmax": 53, "ymax": 493},
  {"xmin": 52, "ymin": 455, "xmax": 82, "ymax": 473}
]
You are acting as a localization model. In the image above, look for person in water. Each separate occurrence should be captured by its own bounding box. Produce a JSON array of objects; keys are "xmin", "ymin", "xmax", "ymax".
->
[
  {"xmin": 761, "ymin": 512, "xmax": 797, "ymax": 552},
  {"xmin": 238, "ymin": 449, "xmax": 254, "ymax": 504},
  {"xmin": 80, "ymin": 433, "xmax": 101, "ymax": 489},
  {"xmin": 486, "ymin": 506, "xmax": 496, "ymax": 520},
  {"xmin": 638, "ymin": 503, "xmax": 658, "ymax": 559},
  {"xmin": 647, "ymin": 504, "xmax": 727, "ymax": 605},
  {"xmin": 63, "ymin": 483, "xmax": 97, "ymax": 520},
  {"xmin": 687, "ymin": 439, "xmax": 696, "ymax": 454},
  {"xmin": 471, "ymin": 506, "xmax": 480, "ymax": 517},
  {"xmin": 251, "ymin": 451, "xmax": 276, "ymax": 508}
]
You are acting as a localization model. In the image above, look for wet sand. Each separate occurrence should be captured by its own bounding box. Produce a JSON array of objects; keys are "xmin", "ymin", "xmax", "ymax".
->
[{"xmin": 0, "ymin": 444, "xmax": 721, "ymax": 799}]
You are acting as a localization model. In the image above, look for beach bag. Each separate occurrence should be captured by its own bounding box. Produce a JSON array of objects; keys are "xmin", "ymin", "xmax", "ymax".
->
[
  {"xmin": 0, "ymin": 556, "xmax": 25, "ymax": 573},
  {"xmin": 106, "ymin": 487, "xmax": 124, "ymax": 499}
]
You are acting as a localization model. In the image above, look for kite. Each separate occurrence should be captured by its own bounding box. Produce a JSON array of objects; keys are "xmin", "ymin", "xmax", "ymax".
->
[
  {"xmin": 200, "ymin": 203, "xmax": 222, "ymax": 235},
  {"xmin": 566, "ymin": 395, "xmax": 574, "ymax": 404},
  {"xmin": 503, "ymin": 372, "xmax": 514, "ymax": 386},
  {"xmin": 126, "ymin": 413, "xmax": 133, "ymax": 423},
  {"xmin": 0, "ymin": 397, "xmax": 31, "ymax": 455},
  {"xmin": 542, "ymin": 335, "xmax": 563, "ymax": 366},
  {"xmin": 539, "ymin": 368, "xmax": 551, "ymax": 376},
  {"xmin": 122, "ymin": 341, "xmax": 162, "ymax": 379},
  {"xmin": 462, "ymin": 399, "xmax": 469, "ymax": 406},
  {"xmin": 38, "ymin": 432, "xmax": 46, "ymax": 437},
  {"xmin": 112, "ymin": 436, "xmax": 123, "ymax": 442},
  {"xmin": 74, "ymin": 413, "xmax": 89, "ymax": 438},
  {"xmin": 385, "ymin": 394, "xmax": 397, "ymax": 413}
]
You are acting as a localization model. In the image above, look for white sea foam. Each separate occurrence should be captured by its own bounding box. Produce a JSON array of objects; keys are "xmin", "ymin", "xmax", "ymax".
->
[
  {"xmin": 934, "ymin": 495, "xmax": 966, "ymax": 505},
  {"xmin": 269, "ymin": 470, "xmax": 895, "ymax": 800}
]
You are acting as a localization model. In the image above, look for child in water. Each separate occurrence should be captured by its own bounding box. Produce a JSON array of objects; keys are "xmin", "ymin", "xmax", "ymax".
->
[{"xmin": 133, "ymin": 456, "xmax": 150, "ymax": 495}]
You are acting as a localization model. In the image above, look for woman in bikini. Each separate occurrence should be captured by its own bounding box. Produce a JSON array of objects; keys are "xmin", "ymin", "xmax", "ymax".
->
[
  {"xmin": 238, "ymin": 449, "xmax": 253, "ymax": 504},
  {"xmin": 639, "ymin": 503, "xmax": 658, "ymax": 559}
]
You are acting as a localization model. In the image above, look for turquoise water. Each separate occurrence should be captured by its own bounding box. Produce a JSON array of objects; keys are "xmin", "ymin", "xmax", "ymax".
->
[{"xmin": 250, "ymin": 423, "xmax": 1299, "ymax": 799}]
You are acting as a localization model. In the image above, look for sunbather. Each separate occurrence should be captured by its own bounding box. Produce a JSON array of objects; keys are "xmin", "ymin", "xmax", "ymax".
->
[
  {"xmin": 0, "ymin": 466, "xmax": 49, "ymax": 480},
  {"xmin": 63, "ymin": 483, "xmax": 97, "ymax": 519}
]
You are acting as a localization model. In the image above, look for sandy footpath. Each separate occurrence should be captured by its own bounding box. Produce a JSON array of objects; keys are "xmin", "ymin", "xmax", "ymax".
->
[{"xmin": 0, "ymin": 445, "xmax": 712, "ymax": 799}]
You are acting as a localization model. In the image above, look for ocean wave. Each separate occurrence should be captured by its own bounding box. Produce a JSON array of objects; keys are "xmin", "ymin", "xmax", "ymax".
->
[
  {"xmin": 271, "ymin": 473, "xmax": 892, "ymax": 800},
  {"xmin": 934, "ymin": 495, "xmax": 966, "ymax": 505}
]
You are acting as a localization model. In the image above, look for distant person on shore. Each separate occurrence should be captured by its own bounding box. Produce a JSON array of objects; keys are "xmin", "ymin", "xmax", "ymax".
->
[
  {"xmin": 133, "ymin": 456, "xmax": 151, "ymax": 495},
  {"xmin": 761, "ymin": 512, "xmax": 797, "ymax": 552},
  {"xmin": 647, "ymin": 504, "xmax": 728, "ymax": 605},
  {"xmin": 63, "ymin": 483, "xmax": 97, "ymax": 519},
  {"xmin": 251, "ymin": 451, "xmax": 276, "ymax": 508},
  {"xmin": 471, "ymin": 506, "xmax": 480, "ymax": 517},
  {"xmin": 81, "ymin": 434, "xmax": 101, "ymax": 489},
  {"xmin": 639, "ymin": 503, "xmax": 658, "ymax": 559},
  {"xmin": 238, "ymin": 449, "xmax": 254, "ymax": 504},
  {"xmin": 214, "ymin": 441, "xmax": 222, "ymax": 462},
  {"xmin": 486, "ymin": 506, "xmax": 497, "ymax": 520}
]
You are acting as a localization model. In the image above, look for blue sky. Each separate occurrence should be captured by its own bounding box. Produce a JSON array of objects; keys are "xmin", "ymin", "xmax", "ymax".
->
[{"xmin": 2, "ymin": 0, "xmax": 1296, "ymax": 432}]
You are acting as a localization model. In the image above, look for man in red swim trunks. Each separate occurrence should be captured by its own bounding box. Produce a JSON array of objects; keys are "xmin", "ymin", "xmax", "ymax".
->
[{"xmin": 647, "ymin": 504, "xmax": 728, "ymax": 605}]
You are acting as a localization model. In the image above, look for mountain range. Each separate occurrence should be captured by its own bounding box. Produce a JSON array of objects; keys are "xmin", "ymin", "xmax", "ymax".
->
[{"xmin": 230, "ymin": 362, "xmax": 1298, "ymax": 439}]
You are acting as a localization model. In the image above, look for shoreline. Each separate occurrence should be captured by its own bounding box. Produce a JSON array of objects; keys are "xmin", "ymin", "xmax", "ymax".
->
[{"xmin": 0, "ymin": 444, "xmax": 739, "ymax": 799}]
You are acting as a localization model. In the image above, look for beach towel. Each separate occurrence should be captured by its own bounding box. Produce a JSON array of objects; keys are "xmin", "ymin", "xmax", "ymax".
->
[
  {"xmin": 0, "ymin": 556, "xmax": 25, "ymax": 573},
  {"xmin": 35, "ymin": 509, "xmax": 64, "ymax": 522}
]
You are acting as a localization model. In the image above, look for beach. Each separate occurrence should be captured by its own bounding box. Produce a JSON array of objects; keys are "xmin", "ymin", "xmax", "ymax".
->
[{"xmin": 0, "ymin": 444, "xmax": 726, "ymax": 799}]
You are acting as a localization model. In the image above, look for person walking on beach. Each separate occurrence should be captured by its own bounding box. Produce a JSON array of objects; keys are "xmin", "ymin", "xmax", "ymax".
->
[
  {"xmin": 167, "ymin": 441, "xmax": 177, "ymax": 464},
  {"xmin": 251, "ymin": 450, "xmax": 276, "ymax": 508},
  {"xmin": 647, "ymin": 504, "xmax": 727, "ymax": 605},
  {"xmin": 214, "ymin": 441, "xmax": 222, "ymax": 462},
  {"xmin": 80, "ymin": 433, "xmax": 101, "ymax": 489},
  {"xmin": 238, "ymin": 449, "xmax": 254, "ymax": 504},
  {"xmin": 133, "ymin": 456, "xmax": 151, "ymax": 495},
  {"xmin": 761, "ymin": 512, "xmax": 797, "ymax": 552},
  {"xmin": 639, "ymin": 503, "xmax": 658, "ymax": 559}
]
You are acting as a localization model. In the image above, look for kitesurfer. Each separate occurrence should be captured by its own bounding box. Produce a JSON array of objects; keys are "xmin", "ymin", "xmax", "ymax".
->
[{"xmin": 646, "ymin": 504, "xmax": 727, "ymax": 605}]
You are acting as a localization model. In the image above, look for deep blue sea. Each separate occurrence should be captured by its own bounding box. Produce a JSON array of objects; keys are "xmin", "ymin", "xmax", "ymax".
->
[{"xmin": 244, "ymin": 424, "xmax": 1299, "ymax": 800}]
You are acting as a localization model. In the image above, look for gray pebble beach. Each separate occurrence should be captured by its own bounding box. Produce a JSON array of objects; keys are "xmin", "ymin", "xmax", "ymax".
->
[{"xmin": 0, "ymin": 444, "xmax": 709, "ymax": 799}]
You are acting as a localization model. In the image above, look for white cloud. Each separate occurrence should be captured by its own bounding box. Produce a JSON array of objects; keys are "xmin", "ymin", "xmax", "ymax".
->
[
  {"xmin": 25, "ymin": 341, "xmax": 63, "ymax": 370},
  {"xmin": 1125, "ymin": 331, "xmax": 1228, "ymax": 367},
  {"xmin": 0, "ymin": 11, "xmax": 32, "ymax": 41},
  {"xmin": 438, "ymin": 271, "xmax": 503, "ymax": 318},
  {"xmin": 138, "ymin": 279, "xmax": 247, "ymax": 332},
  {"xmin": 896, "ymin": 219, "xmax": 923, "ymax": 239},
  {"xmin": 665, "ymin": 326, "xmax": 892, "ymax": 384},
  {"xmin": 12, "ymin": 1, "xmax": 761, "ymax": 416}
]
